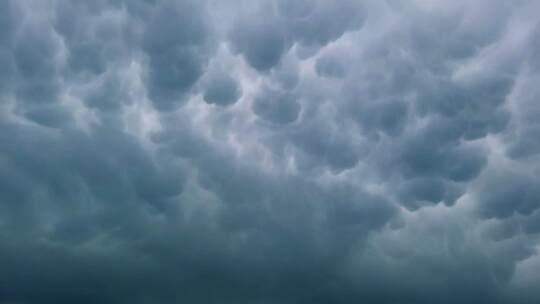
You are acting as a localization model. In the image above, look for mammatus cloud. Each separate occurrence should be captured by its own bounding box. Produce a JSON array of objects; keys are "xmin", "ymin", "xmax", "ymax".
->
[{"xmin": 1, "ymin": 0, "xmax": 540, "ymax": 303}]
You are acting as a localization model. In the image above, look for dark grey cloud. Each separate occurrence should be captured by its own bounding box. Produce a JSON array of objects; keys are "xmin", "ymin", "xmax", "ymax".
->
[
  {"xmin": 229, "ymin": 0, "xmax": 364, "ymax": 71},
  {"xmin": 13, "ymin": 22, "xmax": 66, "ymax": 127},
  {"xmin": 202, "ymin": 72, "xmax": 242, "ymax": 106},
  {"xmin": 54, "ymin": 1, "xmax": 128, "ymax": 77},
  {"xmin": 475, "ymin": 169, "xmax": 540, "ymax": 219},
  {"xmin": 315, "ymin": 53, "xmax": 347, "ymax": 78},
  {"xmin": 230, "ymin": 17, "xmax": 288, "ymax": 72},
  {"xmin": 252, "ymin": 85, "xmax": 301, "ymax": 124},
  {"xmin": 1, "ymin": 1, "xmax": 540, "ymax": 304},
  {"xmin": 0, "ymin": 1, "xmax": 19, "ymax": 99},
  {"xmin": 287, "ymin": 117, "xmax": 364, "ymax": 173},
  {"xmin": 277, "ymin": 0, "xmax": 364, "ymax": 47},
  {"xmin": 142, "ymin": 1, "xmax": 215, "ymax": 111}
]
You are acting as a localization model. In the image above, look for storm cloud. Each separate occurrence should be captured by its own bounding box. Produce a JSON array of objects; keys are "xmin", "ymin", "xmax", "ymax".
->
[{"xmin": 1, "ymin": 1, "xmax": 540, "ymax": 303}]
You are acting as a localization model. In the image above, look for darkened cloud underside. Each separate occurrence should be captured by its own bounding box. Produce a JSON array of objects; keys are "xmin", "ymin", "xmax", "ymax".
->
[{"xmin": 1, "ymin": 0, "xmax": 540, "ymax": 303}]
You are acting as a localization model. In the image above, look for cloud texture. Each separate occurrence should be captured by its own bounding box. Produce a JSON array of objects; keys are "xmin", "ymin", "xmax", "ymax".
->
[{"xmin": 1, "ymin": 0, "xmax": 540, "ymax": 303}]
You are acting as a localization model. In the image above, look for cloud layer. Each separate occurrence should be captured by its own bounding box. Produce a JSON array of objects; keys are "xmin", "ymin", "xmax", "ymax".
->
[{"xmin": 1, "ymin": 1, "xmax": 540, "ymax": 303}]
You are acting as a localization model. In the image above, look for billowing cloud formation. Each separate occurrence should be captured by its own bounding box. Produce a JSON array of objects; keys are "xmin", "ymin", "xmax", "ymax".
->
[{"xmin": 1, "ymin": 0, "xmax": 540, "ymax": 303}]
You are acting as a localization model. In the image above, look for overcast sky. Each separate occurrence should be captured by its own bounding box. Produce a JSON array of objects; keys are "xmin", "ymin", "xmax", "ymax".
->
[{"xmin": 1, "ymin": 0, "xmax": 540, "ymax": 303}]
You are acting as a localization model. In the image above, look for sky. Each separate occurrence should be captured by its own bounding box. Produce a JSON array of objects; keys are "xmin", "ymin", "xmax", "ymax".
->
[{"xmin": 1, "ymin": 0, "xmax": 540, "ymax": 303}]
